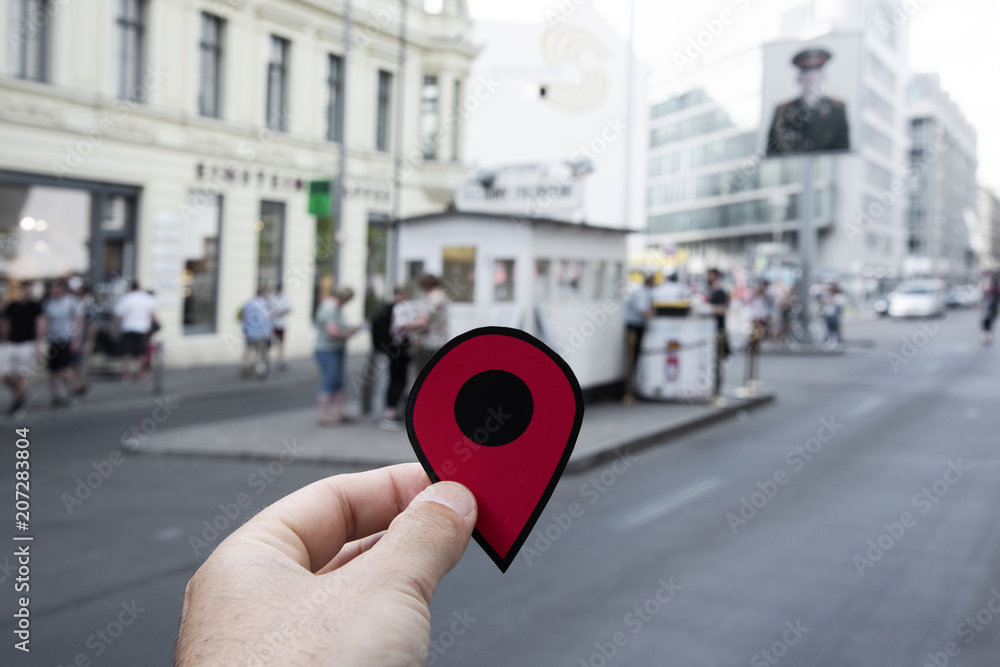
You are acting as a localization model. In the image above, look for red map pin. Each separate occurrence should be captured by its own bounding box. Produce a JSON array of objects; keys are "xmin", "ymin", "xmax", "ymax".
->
[{"xmin": 405, "ymin": 327, "xmax": 585, "ymax": 572}]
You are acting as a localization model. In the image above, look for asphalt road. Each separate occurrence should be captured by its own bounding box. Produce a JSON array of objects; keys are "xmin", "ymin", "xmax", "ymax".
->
[{"xmin": 2, "ymin": 309, "xmax": 998, "ymax": 666}]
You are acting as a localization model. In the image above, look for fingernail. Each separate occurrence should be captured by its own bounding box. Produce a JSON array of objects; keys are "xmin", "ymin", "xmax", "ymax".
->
[{"xmin": 416, "ymin": 482, "xmax": 475, "ymax": 518}]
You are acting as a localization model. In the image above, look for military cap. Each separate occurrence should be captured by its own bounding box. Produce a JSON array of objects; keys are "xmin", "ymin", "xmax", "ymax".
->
[{"xmin": 791, "ymin": 48, "xmax": 832, "ymax": 70}]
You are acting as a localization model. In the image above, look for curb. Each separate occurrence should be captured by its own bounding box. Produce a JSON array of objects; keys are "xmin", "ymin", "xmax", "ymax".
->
[{"xmin": 563, "ymin": 393, "xmax": 776, "ymax": 474}]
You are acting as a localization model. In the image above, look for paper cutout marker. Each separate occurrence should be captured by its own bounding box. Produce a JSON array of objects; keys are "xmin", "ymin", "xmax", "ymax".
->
[{"xmin": 405, "ymin": 326, "xmax": 585, "ymax": 573}]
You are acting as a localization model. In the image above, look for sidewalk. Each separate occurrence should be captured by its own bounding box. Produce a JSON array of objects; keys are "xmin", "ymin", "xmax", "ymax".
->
[{"xmin": 32, "ymin": 351, "xmax": 775, "ymax": 472}]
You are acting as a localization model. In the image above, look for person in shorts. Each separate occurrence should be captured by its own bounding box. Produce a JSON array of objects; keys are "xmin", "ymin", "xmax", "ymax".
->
[
  {"xmin": 0, "ymin": 281, "xmax": 42, "ymax": 416},
  {"xmin": 39, "ymin": 279, "xmax": 86, "ymax": 407},
  {"xmin": 114, "ymin": 280, "xmax": 158, "ymax": 382},
  {"xmin": 267, "ymin": 283, "xmax": 293, "ymax": 371}
]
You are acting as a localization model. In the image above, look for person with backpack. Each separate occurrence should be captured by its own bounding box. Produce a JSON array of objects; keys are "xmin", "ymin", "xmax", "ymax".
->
[{"xmin": 374, "ymin": 286, "xmax": 417, "ymax": 430}]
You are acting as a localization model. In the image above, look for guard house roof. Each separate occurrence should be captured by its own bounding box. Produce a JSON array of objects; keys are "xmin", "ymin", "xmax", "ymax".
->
[{"xmin": 398, "ymin": 210, "xmax": 633, "ymax": 235}]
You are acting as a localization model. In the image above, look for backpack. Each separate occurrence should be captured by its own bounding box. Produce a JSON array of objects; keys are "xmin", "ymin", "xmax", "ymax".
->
[{"xmin": 370, "ymin": 302, "xmax": 395, "ymax": 349}]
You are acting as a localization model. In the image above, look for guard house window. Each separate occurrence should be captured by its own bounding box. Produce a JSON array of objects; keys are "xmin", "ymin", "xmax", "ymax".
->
[
  {"xmin": 116, "ymin": 0, "xmax": 147, "ymax": 102},
  {"xmin": 450, "ymin": 80, "xmax": 462, "ymax": 161},
  {"xmin": 11, "ymin": 0, "xmax": 50, "ymax": 81},
  {"xmin": 257, "ymin": 201, "xmax": 285, "ymax": 291},
  {"xmin": 556, "ymin": 260, "xmax": 584, "ymax": 299},
  {"xmin": 442, "ymin": 247, "xmax": 475, "ymax": 303},
  {"xmin": 376, "ymin": 70, "xmax": 393, "ymax": 152},
  {"xmin": 183, "ymin": 192, "xmax": 222, "ymax": 334},
  {"xmin": 199, "ymin": 13, "xmax": 224, "ymax": 118},
  {"xmin": 534, "ymin": 259, "xmax": 551, "ymax": 301},
  {"xmin": 493, "ymin": 259, "xmax": 515, "ymax": 302},
  {"xmin": 326, "ymin": 54, "xmax": 344, "ymax": 142},
  {"xmin": 267, "ymin": 36, "xmax": 290, "ymax": 131},
  {"xmin": 420, "ymin": 75, "xmax": 440, "ymax": 159}
]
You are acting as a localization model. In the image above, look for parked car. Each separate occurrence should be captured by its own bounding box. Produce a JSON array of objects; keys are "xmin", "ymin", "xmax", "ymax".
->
[
  {"xmin": 946, "ymin": 284, "xmax": 981, "ymax": 309},
  {"xmin": 887, "ymin": 280, "xmax": 946, "ymax": 318},
  {"xmin": 873, "ymin": 294, "xmax": 891, "ymax": 317}
]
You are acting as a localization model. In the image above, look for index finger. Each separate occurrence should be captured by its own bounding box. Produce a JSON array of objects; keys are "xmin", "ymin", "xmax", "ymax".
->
[{"xmin": 235, "ymin": 462, "xmax": 431, "ymax": 572}]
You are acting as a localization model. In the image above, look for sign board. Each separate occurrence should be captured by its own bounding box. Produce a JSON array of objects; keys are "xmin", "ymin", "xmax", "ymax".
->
[
  {"xmin": 308, "ymin": 179, "xmax": 334, "ymax": 217},
  {"xmin": 454, "ymin": 164, "xmax": 584, "ymax": 221},
  {"xmin": 761, "ymin": 34, "xmax": 862, "ymax": 157}
]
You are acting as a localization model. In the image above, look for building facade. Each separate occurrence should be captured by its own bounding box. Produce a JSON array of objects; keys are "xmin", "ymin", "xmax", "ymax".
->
[
  {"xmin": 645, "ymin": 0, "xmax": 912, "ymax": 292},
  {"xmin": 905, "ymin": 73, "xmax": 978, "ymax": 280},
  {"xmin": 977, "ymin": 187, "xmax": 1000, "ymax": 272},
  {"xmin": 0, "ymin": 0, "xmax": 475, "ymax": 366}
]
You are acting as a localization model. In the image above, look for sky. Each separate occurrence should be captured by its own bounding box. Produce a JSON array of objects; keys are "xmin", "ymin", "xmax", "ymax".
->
[{"xmin": 467, "ymin": 0, "xmax": 1000, "ymax": 191}]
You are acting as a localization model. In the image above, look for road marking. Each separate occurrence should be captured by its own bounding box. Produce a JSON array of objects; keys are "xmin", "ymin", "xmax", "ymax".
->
[
  {"xmin": 616, "ymin": 478, "xmax": 723, "ymax": 532},
  {"xmin": 848, "ymin": 396, "xmax": 884, "ymax": 419}
]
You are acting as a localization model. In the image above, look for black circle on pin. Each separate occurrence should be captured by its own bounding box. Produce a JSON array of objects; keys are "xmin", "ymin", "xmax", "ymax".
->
[{"xmin": 453, "ymin": 370, "xmax": 533, "ymax": 447}]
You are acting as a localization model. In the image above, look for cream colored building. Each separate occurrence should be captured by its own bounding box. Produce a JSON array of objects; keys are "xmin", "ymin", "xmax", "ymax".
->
[{"xmin": 0, "ymin": 0, "xmax": 476, "ymax": 366}]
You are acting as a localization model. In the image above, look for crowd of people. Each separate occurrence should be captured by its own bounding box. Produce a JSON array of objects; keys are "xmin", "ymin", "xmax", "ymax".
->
[{"xmin": 0, "ymin": 277, "xmax": 160, "ymax": 417}]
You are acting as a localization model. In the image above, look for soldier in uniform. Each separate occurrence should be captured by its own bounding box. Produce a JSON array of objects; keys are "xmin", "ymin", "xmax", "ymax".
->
[{"xmin": 766, "ymin": 48, "xmax": 849, "ymax": 155}]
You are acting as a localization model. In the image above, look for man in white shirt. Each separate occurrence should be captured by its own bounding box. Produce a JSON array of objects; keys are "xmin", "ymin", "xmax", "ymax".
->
[
  {"xmin": 267, "ymin": 284, "xmax": 293, "ymax": 371},
  {"xmin": 114, "ymin": 281, "xmax": 158, "ymax": 381}
]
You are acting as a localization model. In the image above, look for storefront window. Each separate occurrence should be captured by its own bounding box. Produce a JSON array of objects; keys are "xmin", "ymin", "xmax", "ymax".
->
[
  {"xmin": 0, "ymin": 184, "xmax": 90, "ymax": 282},
  {"xmin": 442, "ymin": 246, "xmax": 475, "ymax": 303},
  {"xmin": 493, "ymin": 259, "xmax": 515, "ymax": 302},
  {"xmin": 183, "ymin": 191, "xmax": 221, "ymax": 334},
  {"xmin": 257, "ymin": 200, "xmax": 284, "ymax": 291}
]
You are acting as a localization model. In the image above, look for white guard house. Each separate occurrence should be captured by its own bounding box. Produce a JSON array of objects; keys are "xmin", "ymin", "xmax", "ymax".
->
[{"xmin": 396, "ymin": 211, "xmax": 629, "ymax": 399}]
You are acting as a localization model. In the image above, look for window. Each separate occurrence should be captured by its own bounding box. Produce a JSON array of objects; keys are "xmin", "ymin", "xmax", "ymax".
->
[
  {"xmin": 199, "ymin": 13, "xmax": 224, "ymax": 118},
  {"xmin": 534, "ymin": 259, "xmax": 551, "ymax": 301},
  {"xmin": 442, "ymin": 247, "xmax": 474, "ymax": 303},
  {"xmin": 556, "ymin": 260, "xmax": 584, "ymax": 299},
  {"xmin": 257, "ymin": 201, "xmax": 285, "ymax": 291},
  {"xmin": 420, "ymin": 75, "xmax": 440, "ymax": 159},
  {"xmin": 116, "ymin": 0, "xmax": 146, "ymax": 101},
  {"xmin": 493, "ymin": 259, "xmax": 515, "ymax": 302},
  {"xmin": 592, "ymin": 260, "xmax": 606, "ymax": 299},
  {"xmin": 405, "ymin": 260, "xmax": 425, "ymax": 296},
  {"xmin": 326, "ymin": 54, "xmax": 344, "ymax": 142},
  {"xmin": 183, "ymin": 192, "xmax": 222, "ymax": 334},
  {"xmin": 376, "ymin": 70, "xmax": 393, "ymax": 151},
  {"xmin": 11, "ymin": 0, "xmax": 51, "ymax": 81},
  {"xmin": 450, "ymin": 80, "xmax": 462, "ymax": 161},
  {"xmin": 267, "ymin": 36, "xmax": 290, "ymax": 131}
]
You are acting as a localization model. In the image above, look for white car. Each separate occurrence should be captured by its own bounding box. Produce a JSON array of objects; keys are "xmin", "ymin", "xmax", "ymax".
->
[{"xmin": 887, "ymin": 280, "xmax": 946, "ymax": 318}]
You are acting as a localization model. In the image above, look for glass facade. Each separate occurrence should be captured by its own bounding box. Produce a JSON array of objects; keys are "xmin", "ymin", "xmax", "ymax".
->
[{"xmin": 183, "ymin": 192, "xmax": 221, "ymax": 334}]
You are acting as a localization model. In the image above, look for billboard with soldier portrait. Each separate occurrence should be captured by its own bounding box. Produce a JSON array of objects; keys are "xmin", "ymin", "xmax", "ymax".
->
[{"xmin": 761, "ymin": 34, "xmax": 862, "ymax": 156}]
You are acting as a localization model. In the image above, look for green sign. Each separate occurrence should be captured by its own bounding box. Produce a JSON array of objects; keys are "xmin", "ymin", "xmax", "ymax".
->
[{"xmin": 308, "ymin": 179, "xmax": 335, "ymax": 217}]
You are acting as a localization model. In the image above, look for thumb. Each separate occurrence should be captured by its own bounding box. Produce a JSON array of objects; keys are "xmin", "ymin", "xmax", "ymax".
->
[{"xmin": 360, "ymin": 481, "xmax": 477, "ymax": 604}]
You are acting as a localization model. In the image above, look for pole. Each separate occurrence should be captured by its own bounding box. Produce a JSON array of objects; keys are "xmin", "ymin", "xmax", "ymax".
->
[
  {"xmin": 333, "ymin": 0, "xmax": 352, "ymax": 288},
  {"xmin": 622, "ymin": 0, "xmax": 636, "ymax": 230},
  {"xmin": 797, "ymin": 154, "xmax": 815, "ymax": 343},
  {"xmin": 389, "ymin": 0, "xmax": 408, "ymax": 298}
]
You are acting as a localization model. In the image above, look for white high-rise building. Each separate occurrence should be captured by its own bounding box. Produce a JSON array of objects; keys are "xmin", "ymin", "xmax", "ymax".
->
[
  {"xmin": 0, "ymin": 0, "xmax": 475, "ymax": 366},
  {"xmin": 645, "ymin": 0, "xmax": 913, "ymax": 293}
]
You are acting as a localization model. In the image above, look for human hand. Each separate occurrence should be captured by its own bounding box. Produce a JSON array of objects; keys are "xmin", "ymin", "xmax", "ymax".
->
[{"xmin": 175, "ymin": 463, "xmax": 477, "ymax": 666}]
